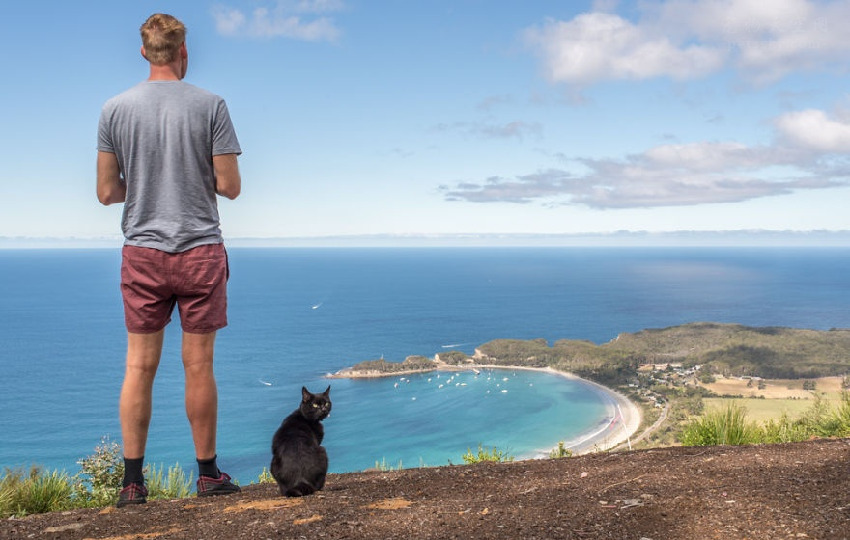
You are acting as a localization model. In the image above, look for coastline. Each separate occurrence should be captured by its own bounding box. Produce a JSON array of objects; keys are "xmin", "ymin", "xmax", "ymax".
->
[{"xmin": 329, "ymin": 363, "xmax": 642, "ymax": 457}]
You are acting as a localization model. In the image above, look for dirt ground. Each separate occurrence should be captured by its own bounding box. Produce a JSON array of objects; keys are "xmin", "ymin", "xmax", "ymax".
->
[{"xmin": 4, "ymin": 438, "xmax": 849, "ymax": 540}]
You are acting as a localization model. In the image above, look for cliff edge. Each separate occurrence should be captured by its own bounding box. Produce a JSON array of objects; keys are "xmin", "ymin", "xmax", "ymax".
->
[{"xmin": 4, "ymin": 438, "xmax": 848, "ymax": 539}]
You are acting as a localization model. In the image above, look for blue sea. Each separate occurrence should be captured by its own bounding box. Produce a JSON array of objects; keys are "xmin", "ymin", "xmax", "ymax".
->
[{"xmin": 2, "ymin": 247, "xmax": 850, "ymax": 482}]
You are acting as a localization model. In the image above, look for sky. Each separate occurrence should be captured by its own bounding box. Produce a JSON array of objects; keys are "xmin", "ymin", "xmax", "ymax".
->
[{"xmin": 3, "ymin": 0, "xmax": 850, "ymax": 246}]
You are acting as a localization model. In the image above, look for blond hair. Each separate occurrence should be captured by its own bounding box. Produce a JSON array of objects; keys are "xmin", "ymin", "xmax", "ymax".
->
[{"xmin": 140, "ymin": 13, "xmax": 186, "ymax": 65}]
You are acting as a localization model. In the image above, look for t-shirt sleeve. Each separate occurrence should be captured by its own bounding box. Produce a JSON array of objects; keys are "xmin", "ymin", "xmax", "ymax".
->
[
  {"xmin": 212, "ymin": 100, "xmax": 242, "ymax": 156},
  {"xmin": 97, "ymin": 103, "xmax": 115, "ymax": 153}
]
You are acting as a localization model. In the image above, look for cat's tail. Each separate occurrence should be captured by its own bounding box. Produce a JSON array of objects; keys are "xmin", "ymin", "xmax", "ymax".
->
[{"xmin": 284, "ymin": 481, "xmax": 317, "ymax": 497}]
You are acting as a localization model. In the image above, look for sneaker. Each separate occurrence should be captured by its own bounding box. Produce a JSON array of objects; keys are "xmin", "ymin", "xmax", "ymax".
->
[
  {"xmin": 196, "ymin": 471, "xmax": 241, "ymax": 497},
  {"xmin": 117, "ymin": 483, "xmax": 148, "ymax": 508}
]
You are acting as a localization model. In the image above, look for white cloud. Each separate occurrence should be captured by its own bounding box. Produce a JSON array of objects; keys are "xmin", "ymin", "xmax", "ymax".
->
[
  {"xmin": 524, "ymin": 0, "xmax": 850, "ymax": 85},
  {"xmin": 212, "ymin": 7, "xmax": 246, "ymax": 35},
  {"xmin": 212, "ymin": 1, "xmax": 342, "ymax": 41},
  {"xmin": 524, "ymin": 13, "xmax": 725, "ymax": 84},
  {"xmin": 441, "ymin": 111, "xmax": 849, "ymax": 208},
  {"xmin": 775, "ymin": 109, "xmax": 850, "ymax": 153}
]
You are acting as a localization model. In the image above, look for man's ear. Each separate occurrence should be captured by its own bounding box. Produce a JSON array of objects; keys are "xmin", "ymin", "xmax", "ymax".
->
[
  {"xmin": 140, "ymin": 46, "xmax": 148, "ymax": 61},
  {"xmin": 180, "ymin": 42, "xmax": 187, "ymax": 59}
]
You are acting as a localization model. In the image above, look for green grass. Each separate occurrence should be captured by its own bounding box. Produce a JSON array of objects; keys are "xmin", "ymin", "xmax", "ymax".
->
[
  {"xmin": 703, "ymin": 397, "xmax": 813, "ymax": 423},
  {"xmin": 0, "ymin": 467, "xmax": 74, "ymax": 518},
  {"xmin": 682, "ymin": 392, "xmax": 850, "ymax": 447}
]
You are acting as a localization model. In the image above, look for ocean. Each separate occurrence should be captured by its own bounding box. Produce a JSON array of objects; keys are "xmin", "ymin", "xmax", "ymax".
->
[{"xmin": 2, "ymin": 247, "xmax": 849, "ymax": 482}]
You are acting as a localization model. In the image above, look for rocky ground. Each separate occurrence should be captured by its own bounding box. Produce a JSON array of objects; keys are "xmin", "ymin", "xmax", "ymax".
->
[{"xmin": 4, "ymin": 438, "xmax": 849, "ymax": 540}]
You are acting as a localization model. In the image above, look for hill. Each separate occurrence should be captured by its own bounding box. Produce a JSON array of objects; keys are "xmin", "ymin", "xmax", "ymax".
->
[
  {"xmin": 338, "ymin": 323, "xmax": 850, "ymax": 386},
  {"xmin": 4, "ymin": 438, "xmax": 848, "ymax": 539}
]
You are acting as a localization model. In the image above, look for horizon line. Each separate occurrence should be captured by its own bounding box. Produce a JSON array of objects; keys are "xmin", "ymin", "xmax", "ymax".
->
[{"xmin": 2, "ymin": 229, "xmax": 850, "ymax": 249}]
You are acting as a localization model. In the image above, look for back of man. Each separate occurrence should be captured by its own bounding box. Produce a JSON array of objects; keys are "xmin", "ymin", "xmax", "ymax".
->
[
  {"xmin": 99, "ymin": 80, "xmax": 240, "ymax": 252},
  {"xmin": 97, "ymin": 13, "xmax": 243, "ymax": 508}
]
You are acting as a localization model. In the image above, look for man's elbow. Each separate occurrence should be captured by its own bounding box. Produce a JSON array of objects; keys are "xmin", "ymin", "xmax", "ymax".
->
[
  {"xmin": 216, "ymin": 184, "xmax": 241, "ymax": 200},
  {"xmin": 97, "ymin": 186, "xmax": 125, "ymax": 205},
  {"xmin": 216, "ymin": 175, "xmax": 241, "ymax": 200}
]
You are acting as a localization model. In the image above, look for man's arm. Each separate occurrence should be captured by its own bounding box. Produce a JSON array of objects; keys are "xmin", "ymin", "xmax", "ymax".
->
[
  {"xmin": 97, "ymin": 151, "xmax": 126, "ymax": 205},
  {"xmin": 213, "ymin": 153, "xmax": 241, "ymax": 200}
]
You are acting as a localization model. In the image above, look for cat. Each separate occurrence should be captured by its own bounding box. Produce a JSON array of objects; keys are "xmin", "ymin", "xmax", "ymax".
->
[{"xmin": 270, "ymin": 385, "xmax": 331, "ymax": 497}]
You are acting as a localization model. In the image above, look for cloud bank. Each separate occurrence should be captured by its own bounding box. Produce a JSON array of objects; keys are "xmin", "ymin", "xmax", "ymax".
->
[
  {"xmin": 524, "ymin": 0, "xmax": 850, "ymax": 85},
  {"xmin": 438, "ymin": 1, "xmax": 850, "ymax": 210},
  {"xmin": 441, "ymin": 109, "xmax": 850, "ymax": 208}
]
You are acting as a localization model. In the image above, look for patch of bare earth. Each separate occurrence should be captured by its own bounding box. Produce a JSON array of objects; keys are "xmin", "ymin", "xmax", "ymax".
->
[{"xmin": 4, "ymin": 439, "xmax": 849, "ymax": 539}]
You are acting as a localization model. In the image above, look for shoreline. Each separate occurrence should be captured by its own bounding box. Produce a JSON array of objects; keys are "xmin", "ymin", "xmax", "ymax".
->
[{"xmin": 329, "ymin": 363, "xmax": 642, "ymax": 457}]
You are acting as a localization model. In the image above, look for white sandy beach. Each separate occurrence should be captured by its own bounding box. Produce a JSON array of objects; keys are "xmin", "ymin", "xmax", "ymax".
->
[{"xmin": 537, "ymin": 367, "xmax": 642, "ymax": 455}]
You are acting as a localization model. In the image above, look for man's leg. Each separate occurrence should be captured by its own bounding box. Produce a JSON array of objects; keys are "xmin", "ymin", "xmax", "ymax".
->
[
  {"xmin": 120, "ymin": 330, "xmax": 165, "ymax": 460},
  {"xmin": 183, "ymin": 330, "xmax": 240, "ymax": 496},
  {"xmin": 182, "ymin": 331, "xmax": 218, "ymax": 461}
]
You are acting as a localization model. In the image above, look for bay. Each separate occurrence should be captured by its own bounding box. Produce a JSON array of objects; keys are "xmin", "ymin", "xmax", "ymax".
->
[{"xmin": 2, "ymin": 247, "xmax": 849, "ymax": 482}]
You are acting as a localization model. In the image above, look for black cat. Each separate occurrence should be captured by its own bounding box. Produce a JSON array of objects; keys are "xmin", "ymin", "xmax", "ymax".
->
[{"xmin": 270, "ymin": 385, "xmax": 331, "ymax": 497}]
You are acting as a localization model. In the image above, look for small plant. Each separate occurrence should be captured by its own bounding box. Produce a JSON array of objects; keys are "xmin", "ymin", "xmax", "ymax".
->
[
  {"xmin": 462, "ymin": 444, "xmax": 514, "ymax": 464},
  {"xmin": 829, "ymin": 392, "xmax": 850, "ymax": 436},
  {"xmin": 681, "ymin": 402, "xmax": 759, "ymax": 446},
  {"xmin": 255, "ymin": 467, "xmax": 275, "ymax": 484},
  {"xmin": 145, "ymin": 463, "xmax": 193, "ymax": 500},
  {"xmin": 75, "ymin": 437, "xmax": 124, "ymax": 507},
  {"xmin": 759, "ymin": 413, "xmax": 811, "ymax": 444},
  {"xmin": 549, "ymin": 441, "xmax": 573, "ymax": 459},
  {"xmin": 0, "ymin": 467, "xmax": 73, "ymax": 518},
  {"xmin": 373, "ymin": 458, "xmax": 404, "ymax": 471}
]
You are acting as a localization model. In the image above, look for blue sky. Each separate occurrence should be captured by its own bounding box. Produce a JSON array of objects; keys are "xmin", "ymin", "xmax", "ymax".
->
[{"xmin": 3, "ymin": 0, "xmax": 850, "ymax": 246}]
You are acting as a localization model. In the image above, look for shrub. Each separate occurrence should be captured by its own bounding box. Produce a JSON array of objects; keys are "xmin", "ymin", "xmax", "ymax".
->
[
  {"xmin": 146, "ymin": 464, "xmax": 194, "ymax": 500},
  {"xmin": 0, "ymin": 467, "xmax": 73, "ymax": 518},
  {"xmin": 75, "ymin": 437, "xmax": 124, "ymax": 507},
  {"xmin": 373, "ymin": 458, "xmax": 404, "ymax": 471},
  {"xmin": 810, "ymin": 391, "xmax": 850, "ymax": 437},
  {"xmin": 255, "ymin": 467, "xmax": 275, "ymax": 484},
  {"xmin": 759, "ymin": 413, "xmax": 811, "ymax": 444},
  {"xmin": 548, "ymin": 441, "xmax": 573, "ymax": 459},
  {"xmin": 681, "ymin": 402, "xmax": 759, "ymax": 446},
  {"xmin": 462, "ymin": 444, "xmax": 514, "ymax": 464},
  {"xmin": 828, "ymin": 392, "xmax": 850, "ymax": 436}
]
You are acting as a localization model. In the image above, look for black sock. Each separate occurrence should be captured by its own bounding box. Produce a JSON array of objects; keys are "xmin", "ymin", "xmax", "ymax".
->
[
  {"xmin": 123, "ymin": 457, "xmax": 145, "ymax": 488},
  {"xmin": 197, "ymin": 455, "xmax": 219, "ymax": 478}
]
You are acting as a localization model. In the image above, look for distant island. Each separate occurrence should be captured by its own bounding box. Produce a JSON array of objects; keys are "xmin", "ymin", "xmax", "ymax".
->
[{"xmin": 331, "ymin": 322, "xmax": 850, "ymax": 384}]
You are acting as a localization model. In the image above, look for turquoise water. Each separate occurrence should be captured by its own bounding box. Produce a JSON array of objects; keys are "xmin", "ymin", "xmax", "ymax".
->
[{"xmin": 3, "ymin": 247, "xmax": 850, "ymax": 482}]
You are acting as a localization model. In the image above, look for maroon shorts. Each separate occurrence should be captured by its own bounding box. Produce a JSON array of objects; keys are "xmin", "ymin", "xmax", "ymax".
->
[{"xmin": 121, "ymin": 244, "xmax": 229, "ymax": 334}]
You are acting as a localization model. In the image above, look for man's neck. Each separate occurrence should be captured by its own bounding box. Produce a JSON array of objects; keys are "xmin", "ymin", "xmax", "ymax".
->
[{"xmin": 148, "ymin": 62, "xmax": 182, "ymax": 81}]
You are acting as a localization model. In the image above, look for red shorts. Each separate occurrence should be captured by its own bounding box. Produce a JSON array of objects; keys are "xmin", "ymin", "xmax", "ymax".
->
[{"xmin": 121, "ymin": 244, "xmax": 229, "ymax": 334}]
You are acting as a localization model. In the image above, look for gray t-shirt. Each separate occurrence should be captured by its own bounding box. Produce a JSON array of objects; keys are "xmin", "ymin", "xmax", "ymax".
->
[{"xmin": 98, "ymin": 80, "xmax": 241, "ymax": 253}]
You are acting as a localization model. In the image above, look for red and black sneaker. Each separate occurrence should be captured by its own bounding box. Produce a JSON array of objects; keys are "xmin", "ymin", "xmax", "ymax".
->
[
  {"xmin": 116, "ymin": 483, "xmax": 148, "ymax": 508},
  {"xmin": 196, "ymin": 471, "xmax": 241, "ymax": 497}
]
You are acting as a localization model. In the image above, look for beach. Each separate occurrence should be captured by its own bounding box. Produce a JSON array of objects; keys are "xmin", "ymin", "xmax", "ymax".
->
[{"xmin": 331, "ymin": 363, "xmax": 642, "ymax": 457}]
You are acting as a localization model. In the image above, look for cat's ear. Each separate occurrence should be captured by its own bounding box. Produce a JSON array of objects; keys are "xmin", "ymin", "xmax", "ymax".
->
[
  {"xmin": 324, "ymin": 385, "xmax": 331, "ymax": 395},
  {"xmin": 301, "ymin": 386, "xmax": 311, "ymax": 401}
]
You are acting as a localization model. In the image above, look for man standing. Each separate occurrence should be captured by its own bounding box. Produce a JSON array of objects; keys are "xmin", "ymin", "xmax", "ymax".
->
[{"xmin": 97, "ymin": 13, "xmax": 242, "ymax": 507}]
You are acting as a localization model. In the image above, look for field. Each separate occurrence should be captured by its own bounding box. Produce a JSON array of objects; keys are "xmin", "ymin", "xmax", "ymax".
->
[{"xmin": 700, "ymin": 376, "xmax": 845, "ymax": 423}]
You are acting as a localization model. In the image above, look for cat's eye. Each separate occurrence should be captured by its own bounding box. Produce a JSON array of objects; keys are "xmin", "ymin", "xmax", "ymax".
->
[{"xmin": 312, "ymin": 404, "xmax": 319, "ymax": 408}]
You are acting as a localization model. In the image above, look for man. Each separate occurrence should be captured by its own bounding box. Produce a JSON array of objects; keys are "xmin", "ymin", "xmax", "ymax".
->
[{"xmin": 97, "ymin": 13, "xmax": 242, "ymax": 507}]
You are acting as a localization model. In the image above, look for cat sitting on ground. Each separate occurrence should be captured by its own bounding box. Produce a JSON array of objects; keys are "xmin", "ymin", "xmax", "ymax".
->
[{"xmin": 270, "ymin": 385, "xmax": 331, "ymax": 497}]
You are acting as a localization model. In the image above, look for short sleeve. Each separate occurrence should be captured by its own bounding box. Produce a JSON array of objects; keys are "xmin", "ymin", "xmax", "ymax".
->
[
  {"xmin": 212, "ymin": 99, "xmax": 242, "ymax": 156},
  {"xmin": 97, "ymin": 103, "xmax": 115, "ymax": 153}
]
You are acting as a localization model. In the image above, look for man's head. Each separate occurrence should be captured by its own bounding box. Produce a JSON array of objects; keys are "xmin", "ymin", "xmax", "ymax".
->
[{"xmin": 140, "ymin": 13, "xmax": 186, "ymax": 66}]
